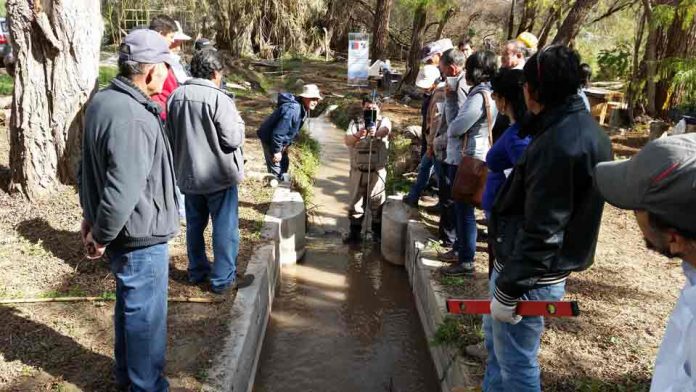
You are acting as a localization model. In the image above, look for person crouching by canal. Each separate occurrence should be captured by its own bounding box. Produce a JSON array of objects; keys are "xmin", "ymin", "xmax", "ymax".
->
[
  {"xmin": 343, "ymin": 96, "xmax": 392, "ymax": 244},
  {"xmin": 257, "ymin": 84, "xmax": 322, "ymax": 180},
  {"xmin": 167, "ymin": 49, "xmax": 255, "ymax": 293}
]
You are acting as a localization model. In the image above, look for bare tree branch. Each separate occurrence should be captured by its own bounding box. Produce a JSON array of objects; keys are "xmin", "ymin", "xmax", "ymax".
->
[{"xmin": 588, "ymin": 0, "xmax": 639, "ymax": 25}]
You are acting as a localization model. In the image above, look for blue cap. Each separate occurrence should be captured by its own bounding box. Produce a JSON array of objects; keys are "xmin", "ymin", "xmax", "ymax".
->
[{"xmin": 119, "ymin": 29, "xmax": 173, "ymax": 65}]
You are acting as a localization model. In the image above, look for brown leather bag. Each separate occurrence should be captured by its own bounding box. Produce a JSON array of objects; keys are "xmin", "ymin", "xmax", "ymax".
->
[{"xmin": 451, "ymin": 91, "xmax": 494, "ymax": 208}]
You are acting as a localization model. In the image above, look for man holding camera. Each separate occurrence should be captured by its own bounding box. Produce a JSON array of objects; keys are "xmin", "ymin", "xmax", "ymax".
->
[{"xmin": 343, "ymin": 97, "xmax": 392, "ymax": 244}]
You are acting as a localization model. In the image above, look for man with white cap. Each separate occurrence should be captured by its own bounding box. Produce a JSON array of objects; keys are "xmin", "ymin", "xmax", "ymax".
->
[
  {"xmin": 257, "ymin": 84, "xmax": 322, "ymax": 180},
  {"xmin": 595, "ymin": 134, "xmax": 696, "ymax": 391},
  {"xmin": 79, "ymin": 29, "xmax": 178, "ymax": 391},
  {"xmin": 403, "ymin": 40, "xmax": 447, "ymax": 209}
]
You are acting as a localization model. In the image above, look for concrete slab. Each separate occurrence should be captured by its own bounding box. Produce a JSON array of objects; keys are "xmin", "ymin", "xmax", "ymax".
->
[
  {"xmin": 405, "ymin": 221, "xmax": 475, "ymax": 392},
  {"xmin": 204, "ymin": 184, "xmax": 304, "ymax": 392}
]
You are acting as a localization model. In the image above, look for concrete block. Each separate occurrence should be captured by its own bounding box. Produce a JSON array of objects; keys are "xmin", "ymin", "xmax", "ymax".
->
[
  {"xmin": 381, "ymin": 196, "xmax": 409, "ymax": 265},
  {"xmin": 262, "ymin": 184, "xmax": 306, "ymax": 265},
  {"xmin": 405, "ymin": 221, "xmax": 474, "ymax": 392}
]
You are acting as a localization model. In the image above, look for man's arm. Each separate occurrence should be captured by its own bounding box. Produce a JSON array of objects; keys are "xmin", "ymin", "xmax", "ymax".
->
[
  {"xmin": 494, "ymin": 145, "xmax": 576, "ymax": 304},
  {"xmin": 90, "ymin": 120, "xmax": 156, "ymax": 245},
  {"xmin": 214, "ymin": 97, "xmax": 245, "ymax": 151}
]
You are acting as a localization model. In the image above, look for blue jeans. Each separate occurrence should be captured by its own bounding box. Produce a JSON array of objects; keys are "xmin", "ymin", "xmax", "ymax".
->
[
  {"xmin": 483, "ymin": 270, "xmax": 566, "ymax": 392},
  {"xmin": 262, "ymin": 142, "xmax": 289, "ymax": 180},
  {"xmin": 185, "ymin": 186, "xmax": 240, "ymax": 291},
  {"xmin": 406, "ymin": 153, "xmax": 437, "ymax": 202},
  {"xmin": 446, "ymin": 164, "xmax": 477, "ymax": 264},
  {"xmin": 109, "ymin": 243, "xmax": 169, "ymax": 392}
]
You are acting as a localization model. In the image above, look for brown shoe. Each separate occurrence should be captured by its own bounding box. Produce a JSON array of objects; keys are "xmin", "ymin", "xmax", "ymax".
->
[{"xmin": 437, "ymin": 249, "xmax": 459, "ymax": 263}]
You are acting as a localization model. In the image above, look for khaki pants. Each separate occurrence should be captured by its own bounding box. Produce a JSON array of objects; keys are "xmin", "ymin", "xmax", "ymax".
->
[{"xmin": 347, "ymin": 167, "xmax": 387, "ymax": 227}]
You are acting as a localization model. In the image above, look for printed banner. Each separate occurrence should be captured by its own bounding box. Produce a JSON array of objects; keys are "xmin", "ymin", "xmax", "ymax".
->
[{"xmin": 348, "ymin": 33, "xmax": 370, "ymax": 86}]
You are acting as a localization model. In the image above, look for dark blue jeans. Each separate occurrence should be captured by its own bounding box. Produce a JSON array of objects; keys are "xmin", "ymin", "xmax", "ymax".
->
[
  {"xmin": 446, "ymin": 163, "xmax": 477, "ymax": 264},
  {"xmin": 406, "ymin": 152, "xmax": 438, "ymax": 202},
  {"xmin": 109, "ymin": 243, "xmax": 169, "ymax": 392},
  {"xmin": 262, "ymin": 142, "xmax": 289, "ymax": 180},
  {"xmin": 185, "ymin": 186, "xmax": 240, "ymax": 291},
  {"xmin": 438, "ymin": 159, "xmax": 457, "ymax": 246}
]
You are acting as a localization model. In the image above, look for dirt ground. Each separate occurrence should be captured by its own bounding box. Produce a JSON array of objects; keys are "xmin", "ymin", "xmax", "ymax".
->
[{"xmin": 0, "ymin": 66, "xmax": 276, "ymax": 390}]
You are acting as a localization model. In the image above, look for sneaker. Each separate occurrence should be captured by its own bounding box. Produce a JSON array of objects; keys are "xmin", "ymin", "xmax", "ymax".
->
[
  {"xmin": 464, "ymin": 342, "xmax": 487, "ymax": 360},
  {"xmin": 437, "ymin": 249, "xmax": 458, "ymax": 263},
  {"xmin": 403, "ymin": 196, "xmax": 419, "ymax": 208},
  {"xmin": 441, "ymin": 262, "xmax": 475, "ymax": 276},
  {"xmin": 187, "ymin": 274, "xmax": 209, "ymax": 285}
]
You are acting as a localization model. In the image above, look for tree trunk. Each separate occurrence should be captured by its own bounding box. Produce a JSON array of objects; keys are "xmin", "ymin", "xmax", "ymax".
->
[
  {"xmin": 642, "ymin": 0, "xmax": 657, "ymax": 116},
  {"xmin": 7, "ymin": 0, "xmax": 103, "ymax": 200},
  {"xmin": 552, "ymin": 0, "xmax": 601, "ymax": 45},
  {"xmin": 654, "ymin": 3, "xmax": 696, "ymax": 115},
  {"xmin": 537, "ymin": 5, "xmax": 561, "ymax": 48},
  {"xmin": 627, "ymin": 10, "xmax": 647, "ymax": 124},
  {"xmin": 402, "ymin": 4, "xmax": 427, "ymax": 85},
  {"xmin": 371, "ymin": 0, "xmax": 394, "ymax": 61},
  {"xmin": 435, "ymin": 7, "xmax": 456, "ymax": 40},
  {"xmin": 507, "ymin": 0, "xmax": 517, "ymax": 40}
]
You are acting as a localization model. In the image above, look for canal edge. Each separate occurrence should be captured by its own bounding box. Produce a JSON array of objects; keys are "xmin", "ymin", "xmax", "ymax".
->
[
  {"xmin": 204, "ymin": 183, "xmax": 306, "ymax": 392},
  {"xmin": 405, "ymin": 220, "xmax": 476, "ymax": 392}
]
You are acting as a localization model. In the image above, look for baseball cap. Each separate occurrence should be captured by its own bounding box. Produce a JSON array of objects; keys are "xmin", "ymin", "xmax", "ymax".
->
[
  {"xmin": 421, "ymin": 41, "xmax": 443, "ymax": 63},
  {"xmin": 173, "ymin": 21, "xmax": 192, "ymax": 41},
  {"xmin": 415, "ymin": 64, "xmax": 441, "ymax": 89},
  {"xmin": 436, "ymin": 38, "xmax": 454, "ymax": 52},
  {"xmin": 119, "ymin": 29, "xmax": 173, "ymax": 65},
  {"xmin": 595, "ymin": 134, "xmax": 696, "ymax": 232}
]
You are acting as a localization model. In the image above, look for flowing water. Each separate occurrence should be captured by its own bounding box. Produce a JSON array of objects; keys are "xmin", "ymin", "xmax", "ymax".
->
[{"xmin": 253, "ymin": 114, "xmax": 438, "ymax": 392}]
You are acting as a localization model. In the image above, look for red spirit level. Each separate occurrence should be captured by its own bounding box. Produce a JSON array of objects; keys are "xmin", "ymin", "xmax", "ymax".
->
[{"xmin": 446, "ymin": 299, "xmax": 580, "ymax": 317}]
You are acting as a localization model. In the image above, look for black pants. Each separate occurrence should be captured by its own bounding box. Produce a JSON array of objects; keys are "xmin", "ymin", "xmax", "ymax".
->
[{"xmin": 437, "ymin": 159, "xmax": 456, "ymax": 246}]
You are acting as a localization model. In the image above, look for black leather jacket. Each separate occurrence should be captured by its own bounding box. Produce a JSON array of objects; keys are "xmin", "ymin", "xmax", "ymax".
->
[{"xmin": 490, "ymin": 95, "xmax": 613, "ymax": 305}]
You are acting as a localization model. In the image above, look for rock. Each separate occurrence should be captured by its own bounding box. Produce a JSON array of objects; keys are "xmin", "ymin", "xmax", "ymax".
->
[
  {"xmin": 402, "ymin": 125, "xmax": 422, "ymax": 140},
  {"xmin": 293, "ymin": 78, "xmax": 305, "ymax": 90},
  {"xmin": 649, "ymin": 120, "xmax": 669, "ymax": 141}
]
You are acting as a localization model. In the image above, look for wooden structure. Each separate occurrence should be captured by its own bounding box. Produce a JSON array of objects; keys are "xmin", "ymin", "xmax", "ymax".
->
[{"xmin": 585, "ymin": 87, "xmax": 625, "ymax": 126}]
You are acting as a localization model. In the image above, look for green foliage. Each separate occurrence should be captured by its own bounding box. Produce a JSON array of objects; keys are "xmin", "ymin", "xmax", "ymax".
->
[
  {"xmin": 385, "ymin": 134, "xmax": 413, "ymax": 195},
  {"xmin": 0, "ymin": 73, "xmax": 12, "ymax": 95},
  {"xmin": 290, "ymin": 127, "xmax": 321, "ymax": 205},
  {"xmin": 98, "ymin": 66, "xmax": 118, "ymax": 88},
  {"xmin": 652, "ymin": 4, "xmax": 676, "ymax": 28},
  {"xmin": 596, "ymin": 43, "xmax": 632, "ymax": 81},
  {"xmin": 660, "ymin": 57, "xmax": 696, "ymax": 110}
]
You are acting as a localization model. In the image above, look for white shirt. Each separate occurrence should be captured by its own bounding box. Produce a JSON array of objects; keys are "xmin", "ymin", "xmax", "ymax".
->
[{"xmin": 651, "ymin": 261, "xmax": 696, "ymax": 391}]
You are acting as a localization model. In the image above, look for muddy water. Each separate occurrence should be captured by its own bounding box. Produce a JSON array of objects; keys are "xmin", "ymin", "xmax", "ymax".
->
[{"xmin": 253, "ymin": 114, "xmax": 438, "ymax": 391}]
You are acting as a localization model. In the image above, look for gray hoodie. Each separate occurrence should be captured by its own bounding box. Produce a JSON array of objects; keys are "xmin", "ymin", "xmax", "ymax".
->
[
  {"xmin": 167, "ymin": 78, "xmax": 245, "ymax": 195},
  {"xmin": 445, "ymin": 82, "xmax": 497, "ymax": 165}
]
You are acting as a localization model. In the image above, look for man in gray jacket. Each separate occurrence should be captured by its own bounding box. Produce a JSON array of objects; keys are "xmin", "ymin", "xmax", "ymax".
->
[
  {"xmin": 167, "ymin": 49, "xmax": 254, "ymax": 294},
  {"xmin": 79, "ymin": 29, "xmax": 178, "ymax": 391}
]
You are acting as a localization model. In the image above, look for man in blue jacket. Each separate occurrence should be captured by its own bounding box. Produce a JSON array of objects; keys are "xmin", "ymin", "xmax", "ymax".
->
[{"xmin": 257, "ymin": 84, "xmax": 322, "ymax": 180}]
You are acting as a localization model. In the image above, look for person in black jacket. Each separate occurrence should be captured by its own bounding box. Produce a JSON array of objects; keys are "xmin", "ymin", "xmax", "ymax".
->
[{"xmin": 483, "ymin": 46, "xmax": 612, "ymax": 391}]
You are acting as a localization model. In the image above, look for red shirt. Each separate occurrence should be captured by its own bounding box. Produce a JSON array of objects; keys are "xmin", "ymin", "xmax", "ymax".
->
[{"xmin": 151, "ymin": 67, "xmax": 179, "ymax": 121}]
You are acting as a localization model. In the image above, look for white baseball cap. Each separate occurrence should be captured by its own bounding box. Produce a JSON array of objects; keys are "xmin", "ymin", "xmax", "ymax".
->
[{"xmin": 415, "ymin": 64, "xmax": 441, "ymax": 89}]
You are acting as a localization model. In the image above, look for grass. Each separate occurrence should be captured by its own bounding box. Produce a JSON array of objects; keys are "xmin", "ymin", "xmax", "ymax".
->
[
  {"xmin": 98, "ymin": 65, "xmax": 118, "ymax": 88},
  {"xmin": 432, "ymin": 315, "xmax": 483, "ymax": 350},
  {"xmin": 0, "ymin": 73, "xmax": 12, "ymax": 95},
  {"xmin": 289, "ymin": 127, "xmax": 321, "ymax": 205},
  {"xmin": 385, "ymin": 134, "xmax": 413, "ymax": 195}
]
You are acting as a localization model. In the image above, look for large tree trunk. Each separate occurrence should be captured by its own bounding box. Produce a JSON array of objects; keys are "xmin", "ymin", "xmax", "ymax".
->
[
  {"xmin": 402, "ymin": 4, "xmax": 427, "ymax": 85},
  {"xmin": 371, "ymin": 0, "xmax": 394, "ymax": 61},
  {"xmin": 7, "ymin": 0, "xmax": 103, "ymax": 200},
  {"xmin": 552, "ymin": 0, "xmax": 601, "ymax": 45},
  {"xmin": 654, "ymin": 2, "xmax": 696, "ymax": 115},
  {"xmin": 435, "ymin": 7, "xmax": 456, "ymax": 40},
  {"xmin": 642, "ymin": 0, "xmax": 657, "ymax": 116},
  {"xmin": 537, "ymin": 6, "xmax": 561, "ymax": 48},
  {"xmin": 507, "ymin": 0, "xmax": 517, "ymax": 40},
  {"xmin": 627, "ymin": 10, "xmax": 647, "ymax": 124}
]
